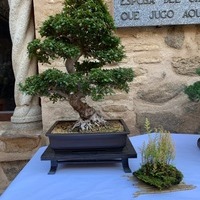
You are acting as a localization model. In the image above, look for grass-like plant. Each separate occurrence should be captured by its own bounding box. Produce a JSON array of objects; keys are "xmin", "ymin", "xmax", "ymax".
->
[{"xmin": 133, "ymin": 118, "xmax": 183, "ymax": 190}]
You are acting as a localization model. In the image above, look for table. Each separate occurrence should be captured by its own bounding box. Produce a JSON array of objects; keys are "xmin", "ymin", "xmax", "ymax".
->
[{"xmin": 1, "ymin": 134, "xmax": 200, "ymax": 200}]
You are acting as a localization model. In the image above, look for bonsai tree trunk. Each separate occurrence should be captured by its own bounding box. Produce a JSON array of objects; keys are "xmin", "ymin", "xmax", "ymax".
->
[
  {"xmin": 68, "ymin": 93, "xmax": 106, "ymax": 130},
  {"xmin": 65, "ymin": 55, "xmax": 105, "ymax": 130},
  {"xmin": 65, "ymin": 57, "xmax": 80, "ymax": 74},
  {"xmin": 64, "ymin": 52, "xmax": 106, "ymax": 130},
  {"xmin": 69, "ymin": 93, "xmax": 95, "ymax": 120}
]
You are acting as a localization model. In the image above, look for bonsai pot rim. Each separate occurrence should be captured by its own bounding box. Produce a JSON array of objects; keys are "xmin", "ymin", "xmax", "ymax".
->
[{"xmin": 46, "ymin": 118, "xmax": 130, "ymax": 151}]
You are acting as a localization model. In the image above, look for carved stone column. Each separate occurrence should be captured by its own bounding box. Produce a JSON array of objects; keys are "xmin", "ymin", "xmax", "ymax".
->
[{"xmin": 8, "ymin": 0, "xmax": 42, "ymax": 129}]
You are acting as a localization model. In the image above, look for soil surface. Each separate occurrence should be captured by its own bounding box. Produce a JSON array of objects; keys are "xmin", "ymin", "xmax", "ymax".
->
[{"xmin": 52, "ymin": 120, "xmax": 125, "ymax": 134}]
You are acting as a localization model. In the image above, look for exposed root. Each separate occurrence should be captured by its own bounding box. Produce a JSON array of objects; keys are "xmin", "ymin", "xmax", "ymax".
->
[{"xmin": 72, "ymin": 112, "xmax": 107, "ymax": 131}]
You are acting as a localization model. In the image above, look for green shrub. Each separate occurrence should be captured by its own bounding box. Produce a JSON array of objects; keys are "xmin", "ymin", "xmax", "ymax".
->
[
  {"xmin": 133, "ymin": 119, "xmax": 183, "ymax": 190},
  {"xmin": 185, "ymin": 68, "xmax": 200, "ymax": 102}
]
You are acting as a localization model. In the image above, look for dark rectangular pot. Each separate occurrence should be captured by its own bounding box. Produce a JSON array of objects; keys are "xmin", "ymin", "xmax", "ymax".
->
[{"xmin": 46, "ymin": 119, "xmax": 130, "ymax": 151}]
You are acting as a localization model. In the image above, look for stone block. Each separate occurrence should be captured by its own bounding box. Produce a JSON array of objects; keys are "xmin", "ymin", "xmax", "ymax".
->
[
  {"xmin": 104, "ymin": 94, "xmax": 129, "ymax": 101},
  {"xmin": 134, "ymin": 56, "xmax": 161, "ymax": 64},
  {"xmin": 131, "ymin": 44, "xmax": 160, "ymax": 52},
  {"xmin": 136, "ymin": 112, "xmax": 185, "ymax": 134},
  {"xmin": 1, "ymin": 136, "xmax": 41, "ymax": 153},
  {"xmin": 137, "ymin": 82, "xmax": 185, "ymax": 103},
  {"xmin": 0, "ymin": 164, "xmax": 9, "ymax": 194},
  {"xmin": 1, "ymin": 160, "xmax": 27, "ymax": 181},
  {"xmin": 172, "ymin": 56, "xmax": 200, "ymax": 76},
  {"xmin": 165, "ymin": 26, "xmax": 185, "ymax": 49},
  {"xmin": 0, "ymin": 141, "xmax": 6, "ymax": 152},
  {"xmin": 195, "ymin": 28, "xmax": 200, "ymax": 50},
  {"xmin": 102, "ymin": 105, "xmax": 128, "ymax": 112}
]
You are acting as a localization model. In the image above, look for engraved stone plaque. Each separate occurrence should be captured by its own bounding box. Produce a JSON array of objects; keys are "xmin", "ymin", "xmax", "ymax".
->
[{"xmin": 114, "ymin": 0, "xmax": 200, "ymax": 27}]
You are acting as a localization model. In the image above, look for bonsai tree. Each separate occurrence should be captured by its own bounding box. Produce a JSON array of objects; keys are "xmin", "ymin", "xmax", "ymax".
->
[
  {"xmin": 19, "ymin": 0, "xmax": 134, "ymax": 130},
  {"xmin": 133, "ymin": 119, "xmax": 183, "ymax": 190}
]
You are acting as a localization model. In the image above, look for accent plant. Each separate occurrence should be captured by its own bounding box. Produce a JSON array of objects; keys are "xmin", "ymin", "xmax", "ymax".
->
[
  {"xmin": 133, "ymin": 119, "xmax": 183, "ymax": 190},
  {"xmin": 19, "ymin": 0, "xmax": 134, "ymax": 131}
]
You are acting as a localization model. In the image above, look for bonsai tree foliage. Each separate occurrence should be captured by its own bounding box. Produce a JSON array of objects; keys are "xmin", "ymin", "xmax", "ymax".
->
[
  {"xmin": 185, "ymin": 69, "xmax": 200, "ymax": 102},
  {"xmin": 19, "ymin": 0, "xmax": 134, "ymax": 130},
  {"xmin": 133, "ymin": 119, "xmax": 183, "ymax": 190}
]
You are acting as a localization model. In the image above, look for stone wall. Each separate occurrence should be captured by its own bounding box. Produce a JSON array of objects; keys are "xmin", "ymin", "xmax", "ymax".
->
[
  {"xmin": 34, "ymin": 0, "xmax": 200, "ymax": 134},
  {"xmin": 0, "ymin": 122, "xmax": 45, "ymax": 194}
]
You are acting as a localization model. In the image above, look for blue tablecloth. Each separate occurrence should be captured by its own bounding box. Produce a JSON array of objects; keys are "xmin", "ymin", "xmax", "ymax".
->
[{"xmin": 1, "ymin": 134, "xmax": 200, "ymax": 200}]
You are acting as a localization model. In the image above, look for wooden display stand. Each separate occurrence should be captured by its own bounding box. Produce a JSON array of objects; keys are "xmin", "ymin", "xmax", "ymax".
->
[{"xmin": 41, "ymin": 138, "xmax": 137, "ymax": 174}]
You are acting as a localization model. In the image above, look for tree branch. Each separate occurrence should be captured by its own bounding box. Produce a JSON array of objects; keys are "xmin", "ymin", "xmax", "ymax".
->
[
  {"xmin": 65, "ymin": 54, "xmax": 81, "ymax": 74},
  {"xmin": 48, "ymin": 89, "xmax": 69, "ymax": 99}
]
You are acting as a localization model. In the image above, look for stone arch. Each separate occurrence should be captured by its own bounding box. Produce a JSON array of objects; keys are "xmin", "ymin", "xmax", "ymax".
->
[{"xmin": 8, "ymin": 0, "xmax": 42, "ymax": 129}]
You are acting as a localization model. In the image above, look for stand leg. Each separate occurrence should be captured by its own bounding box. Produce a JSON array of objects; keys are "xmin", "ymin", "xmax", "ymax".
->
[
  {"xmin": 48, "ymin": 160, "xmax": 58, "ymax": 175},
  {"xmin": 122, "ymin": 158, "xmax": 131, "ymax": 173}
]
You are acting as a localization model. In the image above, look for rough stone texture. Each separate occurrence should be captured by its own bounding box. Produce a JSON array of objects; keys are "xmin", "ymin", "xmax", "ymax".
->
[
  {"xmin": 181, "ymin": 102, "xmax": 200, "ymax": 133},
  {"xmin": 137, "ymin": 82, "xmax": 185, "ymax": 104},
  {"xmin": 33, "ymin": 0, "xmax": 63, "ymax": 36},
  {"xmin": 136, "ymin": 112, "xmax": 185, "ymax": 134},
  {"xmin": 0, "ymin": 164, "xmax": 9, "ymax": 194},
  {"xmin": 136, "ymin": 101, "xmax": 200, "ymax": 134},
  {"xmin": 134, "ymin": 56, "xmax": 162, "ymax": 64},
  {"xmin": 1, "ymin": 137, "xmax": 41, "ymax": 153},
  {"xmin": 0, "ymin": 160, "xmax": 27, "ymax": 193},
  {"xmin": 172, "ymin": 56, "xmax": 200, "ymax": 76},
  {"xmin": 102, "ymin": 105, "xmax": 128, "ymax": 112},
  {"xmin": 0, "ymin": 122, "xmax": 45, "ymax": 194},
  {"xmin": 128, "ymin": 44, "xmax": 160, "ymax": 52},
  {"xmin": 1, "ymin": 160, "xmax": 27, "ymax": 181},
  {"xmin": 165, "ymin": 26, "xmax": 185, "ymax": 49},
  {"xmin": 196, "ymin": 26, "xmax": 200, "ymax": 50}
]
